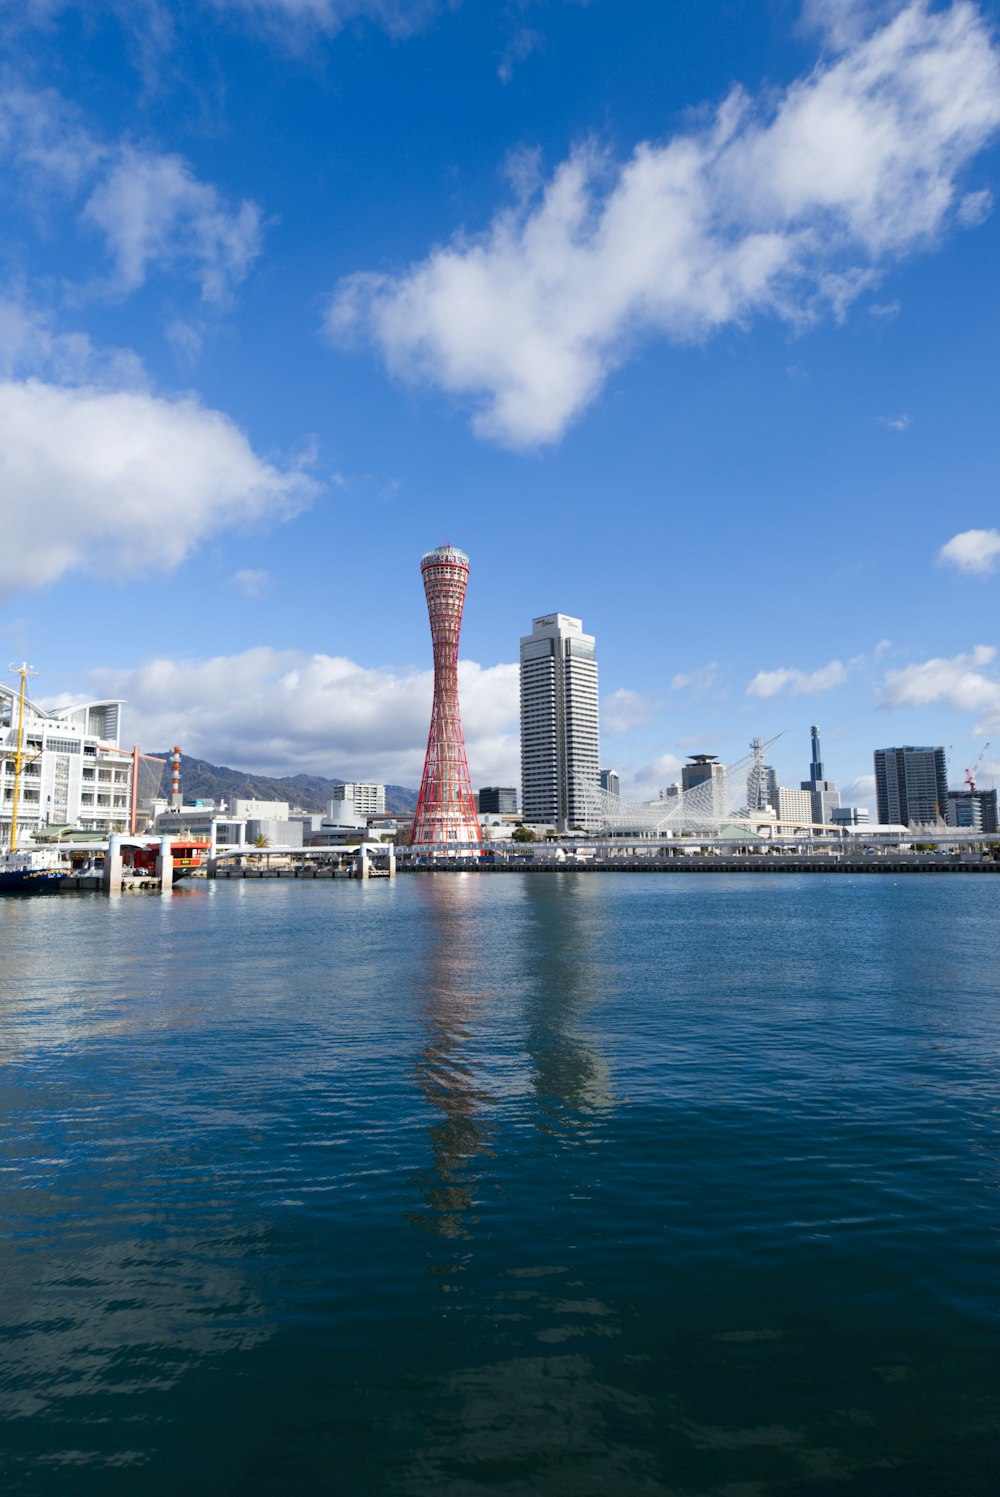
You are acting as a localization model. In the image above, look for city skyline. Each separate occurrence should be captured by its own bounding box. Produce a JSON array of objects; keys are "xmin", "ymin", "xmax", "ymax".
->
[{"xmin": 1, "ymin": 2, "xmax": 1000, "ymax": 813}]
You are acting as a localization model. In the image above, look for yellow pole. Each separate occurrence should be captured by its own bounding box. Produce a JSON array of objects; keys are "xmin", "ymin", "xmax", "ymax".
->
[{"xmin": 8, "ymin": 663, "xmax": 29, "ymax": 854}]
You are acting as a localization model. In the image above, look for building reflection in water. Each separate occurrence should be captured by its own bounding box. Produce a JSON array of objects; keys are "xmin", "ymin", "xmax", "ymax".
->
[
  {"xmin": 518, "ymin": 877, "xmax": 614, "ymax": 1133},
  {"xmin": 406, "ymin": 874, "xmax": 614, "ymax": 1259}
]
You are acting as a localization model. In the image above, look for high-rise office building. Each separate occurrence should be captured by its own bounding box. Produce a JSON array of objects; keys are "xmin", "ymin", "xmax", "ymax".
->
[
  {"xmin": 801, "ymin": 725, "xmax": 840, "ymax": 825},
  {"xmin": 412, "ymin": 546, "xmax": 481, "ymax": 845},
  {"xmin": 874, "ymin": 746, "xmax": 948, "ymax": 826},
  {"xmin": 520, "ymin": 613, "xmax": 600, "ymax": 830},
  {"xmin": 599, "ymin": 768, "xmax": 620, "ymax": 797}
]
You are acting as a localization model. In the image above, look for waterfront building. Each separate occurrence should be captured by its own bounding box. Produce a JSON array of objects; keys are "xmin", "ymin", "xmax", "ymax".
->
[
  {"xmin": 411, "ymin": 546, "xmax": 481, "ymax": 845},
  {"xmin": 520, "ymin": 613, "xmax": 600, "ymax": 831},
  {"xmin": 800, "ymin": 725, "xmax": 840, "ymax": 825},
  {"xmin": 776, "ymin": 786, "xmax": 814, "ymax": 827},
  {"xmin": 478, "ymin": 786, "xmax": 518, "ymax": 815},
  {"xmin": 0, "ymin": 684, "xmax": 134, "ymax": 841},
  {"xmin": 945, "ymin": 788, "xmax": 999, "ymax": 833},
  {"xmin": 681, "ymin": 755, "xmax": 727, "ymax": 819},
  {"xmin": 599, "ymin": 768, "xmax": 620, "ymax": 797},
  {"xmin": 329, "ymin": 783, "xmax": 385, "ymax": 819},
  {"xmin": 831, "ymin": 806, "xmax": 871, "ymax": 828},
  {"xmin": 232, "ymin": 798, "xmax": 291, "ymax": 821},
  {"xmin": 874, "ymin": 746, "xmax": 948, "ymax": 826}
]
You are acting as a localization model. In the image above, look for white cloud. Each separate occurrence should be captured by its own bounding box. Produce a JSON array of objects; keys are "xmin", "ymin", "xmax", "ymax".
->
[
  {"xmin": 619, "ymin": 752, "xmax": 686, "ymax": 803},
  {"xmin": 77, "ymin": 649, "xmax": 520, "ymax": 785},
  {"xmin": 842, "ymin": 772, "xmax": 877, "ymax": 813},
  {"xmin": 868, "ymin": 298, "xmax": 901, "ymax": 316},
  {"xmin": 937, "ymin": 528, "xmax": 1000, "ymax": 575},
  {"xmin": 0, "ymin": 379, "xmax": 316, "ymax": 596},
  {"xmin": 232, "ymin": 568, "xmax": 271, "ymax": 596},
  {"xmin": 498, "ymin": 28, "xmax": 544, "ymax": 86},
  {"xmin": 0, "ymin": 82, "xmax": 264, "ymax": 304},
  {"xmin": 670, "ymin": 662, "xmax": 719, "ymax": 695},
  {"xmin": 746, "ymin": 659, "xmax": 849, "ymax": 698},
  {"xmin": 873, "ymin": 412, "xmax": 910, "ymax": 430},
  {"xmin": 602, "ymin": 687, "xmax": 660, "ymax": 734},
  {"xmin": 82, "ymin": 147, "xmax": 263, "ymax": 302},
  {"xmin": 800, "ymin": 0, "xmax": 902, "ymax": 50},
  {"xmin": 0, "ymin": 83, "xmax": 102, "ymax": 194},
  {"xmin": 329, "ymin": 2, "xmax": 1000, "ymax": 447},
  {"xmin": 207, "ymin": 0, "xmax": 440, "ymax": 41},
  {"xmin": 879, "ymin": 644, "xmax": 1000, "ymax": 714},
  {"xmin": 958, "ymin": 186, "xmax": 993, "ymax": 224},
  {"xmin": 0, "ymin": 295, "xmax": 147, "ymax": 386}
]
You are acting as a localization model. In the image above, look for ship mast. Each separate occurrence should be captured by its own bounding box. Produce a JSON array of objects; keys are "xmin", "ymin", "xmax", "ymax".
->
[{"xmin": 7, "ymin": 662, "xmax": 37, "ymax": 854}]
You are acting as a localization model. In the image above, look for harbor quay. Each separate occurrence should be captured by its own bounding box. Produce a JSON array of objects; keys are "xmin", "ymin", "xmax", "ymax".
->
[{"xmin": 52, "ymin": 833, "xmax": 1000, "ymax": 891}]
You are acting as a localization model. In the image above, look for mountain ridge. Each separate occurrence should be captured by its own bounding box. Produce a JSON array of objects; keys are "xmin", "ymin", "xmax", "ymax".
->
[{"xmin": 147, "ymin": 751, "xmax": 419, "ymax": 817}]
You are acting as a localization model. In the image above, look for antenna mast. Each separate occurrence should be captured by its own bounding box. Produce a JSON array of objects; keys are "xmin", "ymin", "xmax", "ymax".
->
[{"xmin": 7, "ymin": 662, "xmax": 38, "ymax": 853}]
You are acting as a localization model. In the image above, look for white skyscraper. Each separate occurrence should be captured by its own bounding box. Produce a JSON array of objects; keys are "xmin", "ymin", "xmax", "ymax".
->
[{"xmin": 520, "ymin": 613, "xmax": 600, "ymax": 831}]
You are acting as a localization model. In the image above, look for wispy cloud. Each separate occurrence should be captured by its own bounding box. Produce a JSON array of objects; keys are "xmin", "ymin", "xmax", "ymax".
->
[
  {"xmin": 206, "ymin": 0, "xmax": 442, "ymax": 43},
  {"xmin": 671, "ymin": 662, "xmax": 719, "ymax": 695},
  {"xmin": 0, "ymin": 81, "xmax": 264, "ymax": 306},
  {"xmin": 873, "ymin": 412, "xmax": 910, "ymax": 430},
  {"xmin": 800, "ymin": 0, "xmax": 904, "ymax": 50},
  {"xmin": 937, "ymin": 528, "xmax": 1000, "ymax": 575},
  {"xmin": 498, "ymin": 28, "xmax": 544, "ymax": 85},
  {"xmin": 958, "ymin": 186, "xmax": 993, "ymax": 224},
  {"xmin": 330, "ymin": 2, "xmax": 1000, "ymax": 447},
  {"xmin": 620, "ymin": 752, "xmax": 686, "ymax": 802},
  {"xmin": 746, "ymin": 659, "xmax": 850, "ymax": 698},
  {"xmin": 83, "ymin": 147, "xmax": 263, "ymax": 303},
  {"xmin": 842, "ymin": 772, "xmax": 877, "ymax": 813},
  {"xmin": 602, "ymin": 687, "xmax": 661, "ymax": 735},
  {"xmin": 232, "ymin": 568, "xmax": 271, "ymax": 596},
  {"xmin": 868, "ymin": 298, "xmax": 901, "ymax": 317}
]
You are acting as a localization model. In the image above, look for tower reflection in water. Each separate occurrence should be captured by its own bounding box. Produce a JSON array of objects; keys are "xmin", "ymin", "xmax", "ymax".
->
[
  {"xmin": 406, "ymin": 874, "xmax": 613, "ymax": 1252},
  {"xmin": 406, "ymin": 876, "xmax": 497, "ymax": 1248}
]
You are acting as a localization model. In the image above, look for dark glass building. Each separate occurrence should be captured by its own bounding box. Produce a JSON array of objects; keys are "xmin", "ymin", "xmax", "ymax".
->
[
  {"xmin": 945, "ymin": 788, "xmax": 999, "ymax": 834},
  {"xmin": 478, "ymin": 786, "xmax": 518, "ymax": 815},
  {"xmin": 874, "ymin": 746, "xmax": 948, "ymax": 826}
]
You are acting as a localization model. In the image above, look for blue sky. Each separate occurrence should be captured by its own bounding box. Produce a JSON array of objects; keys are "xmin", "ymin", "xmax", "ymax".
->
[{"xmin": 2, "ymin": 0, "xmax": 1000, "ymax": 808}]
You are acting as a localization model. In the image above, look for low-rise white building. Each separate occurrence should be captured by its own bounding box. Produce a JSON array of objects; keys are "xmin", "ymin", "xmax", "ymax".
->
[{"xmin": 231, "ymin": 798, "xmax": 290, "ymax": 820}]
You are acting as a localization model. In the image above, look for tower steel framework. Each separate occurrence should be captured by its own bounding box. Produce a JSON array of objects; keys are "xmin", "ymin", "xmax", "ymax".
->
[{"xmin": 411, "ymin": 546, "xmax": 482, "ymax": 846}]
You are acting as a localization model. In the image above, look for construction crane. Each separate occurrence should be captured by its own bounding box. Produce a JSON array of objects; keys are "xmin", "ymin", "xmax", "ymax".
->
[{"xmin": 965, "ymin": 742, "xmax": 990, "ymax": 793}]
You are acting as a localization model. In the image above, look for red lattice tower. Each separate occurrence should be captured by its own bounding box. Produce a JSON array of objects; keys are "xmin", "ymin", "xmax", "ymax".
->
[{"xmin": 411, "ymin": 546, "xmax": 482, "ymax": 847}]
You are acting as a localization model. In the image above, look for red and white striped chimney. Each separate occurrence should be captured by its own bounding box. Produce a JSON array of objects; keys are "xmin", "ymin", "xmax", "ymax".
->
[{"xmin": 171, "ymin": 746, "xmax": 182, "ymax": 809}]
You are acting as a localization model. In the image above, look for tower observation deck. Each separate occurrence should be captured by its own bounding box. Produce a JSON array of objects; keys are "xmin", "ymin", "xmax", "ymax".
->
[{"xmin": 411, "ymin": 546, "xmax": 482, "ymax": 847}]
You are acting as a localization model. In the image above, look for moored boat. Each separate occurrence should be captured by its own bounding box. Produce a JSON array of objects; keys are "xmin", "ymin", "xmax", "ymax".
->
[{"xmin": 0, "ymin": 847, "xmax": 68, "ymax": 894}]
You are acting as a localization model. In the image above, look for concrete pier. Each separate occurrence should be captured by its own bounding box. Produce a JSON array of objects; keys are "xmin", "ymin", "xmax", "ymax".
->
[
  {"xmin": 101, "ymin": 835, "xmax": 123, "ymax": 894},
  {"xmin": 156, "ymin": 837, "xmax": 174, "ymax": 894}
]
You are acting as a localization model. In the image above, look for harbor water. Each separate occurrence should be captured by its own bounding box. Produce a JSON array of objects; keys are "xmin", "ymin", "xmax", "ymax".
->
[{"xmin": 2, "ymin": 874, "xmax": 1000, "ymax": 1494}]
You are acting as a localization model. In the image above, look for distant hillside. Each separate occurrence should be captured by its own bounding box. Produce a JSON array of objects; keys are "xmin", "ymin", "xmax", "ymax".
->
[{"xmin": 147, "ymin": 752, "xmax": 419, "ymax": 817}]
